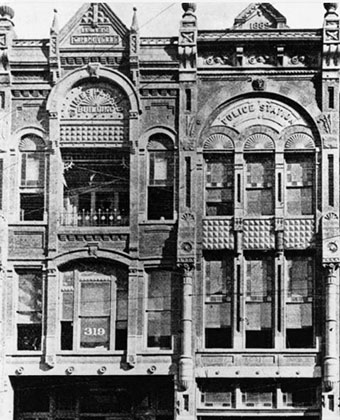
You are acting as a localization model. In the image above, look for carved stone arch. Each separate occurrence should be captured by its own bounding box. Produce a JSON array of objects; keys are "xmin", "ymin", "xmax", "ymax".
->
[
  {"xmin": 46, "ymin": 66, "xmax": 140, "ymax": 115},
  {"xmin": 140, "ymin": 126, "xmax": 177, "ymax": 151},
  {"xmin": 53, "ymin": 248, "xmax": 132, "ymax": 268},
  {"xmin": 203, "ymin": 133, "xmax": 234, "ymax": 151},
  {"xmin": 197, "ymin": 92, "xmax": 321, "ymax": 150},
  {"xmin": 13, "ymin": 126, "xmax": 47, "ymax": 152}
]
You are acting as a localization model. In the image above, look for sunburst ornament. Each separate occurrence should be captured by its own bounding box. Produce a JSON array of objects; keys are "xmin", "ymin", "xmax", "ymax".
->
[
  {"xmin": 61, "ymin": 83, "xmax": 130, "ymax": 120},
  {"xmin": 203, "ymin": 133, "xmax": 234, "ymax": 150},
  {"xmin": 244, "ymin": 133, "xmax": 274, "ymax": 150},
  {"xmin": 285, "ymin": 133, "xmax": 315, "ymax": 150}
]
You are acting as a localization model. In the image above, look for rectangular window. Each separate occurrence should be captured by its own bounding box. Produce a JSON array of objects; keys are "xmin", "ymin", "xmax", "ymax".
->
[
  {"xmin": 286, "ymin": 254, "xmax": 314, "ymax": 348},
  {"xmin": 62, "ymin": 151, "xmax": 129, "ymax": 226},
  {"xmin": 147, "ymin": 271, "xmax": 177, "ymax": 349},
  {"xmin": 21, "ymin": 152, "xmax": 45, "ymax": 187},
  {"xmin": 20, "ymin": 192, "xmax": 44, "ymax": 221},
  {"xmin": 80, "ymin": 282, "xmax": 110, "ymax": 349},
  {"xmin": 204, "ymin": 252, "xmax": 233, "ymax": 348},
  {"xmin": 60, "ymin": 265, "xmax": 128, "ymax": 352},
  {"xmin": 246, "ymin": 155, "xmax": 274, "ymax": 216},
  {"xmin": 286, "ymin": 155, "xmax": 313, "ymax": 216},
  {"xmin": 205, "ymin": 155, "xmax": 234, "ymax": 216},
  {"xmin": 245, "ymin": 255, "xmax": 273, "ymax": 348},
  {"xmin": 17, "ymin": 270, "xmax": 42, "ymax": 351},
  {"xmin": 148, "ymin": 151, "xmax": 174, "ymax": 220}
]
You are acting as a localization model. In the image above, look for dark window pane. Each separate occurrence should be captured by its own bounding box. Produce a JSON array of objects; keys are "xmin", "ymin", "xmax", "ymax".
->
[
  {"xmin": 246, "ymin": 329, "xmax": 272, "ymax": 348},
  {"xmin": 61, "ymin": 321, "xmax": 73, "ymax": 350},
  {"xmin": 17, "ymin": 324, "xmax": 41, "ymax": 350},
  {"xmin": 148, "ymin": 187, "xmax": 173, "ymax": 220},
  {"xmin": 205, "ymin": 327, "xmax": 232, "ymax": 348},
  {"xmin": 20, "ymin": 193, "xmax": 44, "ymax": 221},
  {"xmin": 286, "ymin": 327, "xmax": 313, "ymax": 348}
]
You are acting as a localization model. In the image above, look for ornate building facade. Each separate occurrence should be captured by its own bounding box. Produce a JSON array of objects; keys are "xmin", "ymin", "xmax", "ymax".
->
[{"xmin": 0, "ymin": 2, "xmax": 339, "ymax": 420}]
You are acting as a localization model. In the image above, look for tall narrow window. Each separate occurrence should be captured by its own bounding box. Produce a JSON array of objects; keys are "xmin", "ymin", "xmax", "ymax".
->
[
  {"xmin": 286, "ymin": 254, "xmax": 314, "ymax": 348},
  {"xmin": 285, "ymin": 155, "xmax": 313, "ymax": 216},
  {"xmin": 17, "ymin": 270, "xmax": 42, "ymax": 350},
  {"xmin": 245, "ymin": 155, "xmax": 274, "ymax": 216},
  {"xmin": 19, "ymin": 135, "xmax": 46, "ymax": 221},
  {"xmin": 146, "ymin": 270, "xmax": 178, "ymax": 349},
  {"xmin": 60, "ymin": 262, "xmax": 128, "ymax": 351},
  {"xmin": 147, "ymin": 135, "xmax": 174, "ymax": 220},
  {"xmin": 204, "ymin": 252, "xmax": 233, "ymax": 348},
  {"xmin": 245, "ymin": 255, "xmax": 273, "ymax": 348},
  {"xmin": 205, "ymin": 154, "xmax": 234, "ymax": 216}
]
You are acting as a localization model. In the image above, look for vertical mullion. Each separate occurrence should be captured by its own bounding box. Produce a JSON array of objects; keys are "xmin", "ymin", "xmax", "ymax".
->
[
  {"xmin": 73, "ymin": 269, "xmax": 80, "ymax": 351},
  {"xmin": 111, "ymin": 273, "xmax": 116, "ymax": 350}
]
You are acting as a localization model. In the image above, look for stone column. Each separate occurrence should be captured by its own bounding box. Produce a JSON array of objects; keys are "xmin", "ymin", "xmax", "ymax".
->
[
  {"xmin": 323, "ymin": 263, "xmax": 339, "ymax": 391},
  {"xmin": 44, "ymin": 267, "xmax": 58, "ymax": 369},
  {"xmin": 178, "ymin": 263, "xmax": 194, "ymax": 391}
]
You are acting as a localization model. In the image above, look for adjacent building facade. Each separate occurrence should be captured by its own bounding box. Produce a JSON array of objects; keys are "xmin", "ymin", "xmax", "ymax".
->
[{"xmin": 0, "ymin": 2, "xmax": 339, "ymax": 420}]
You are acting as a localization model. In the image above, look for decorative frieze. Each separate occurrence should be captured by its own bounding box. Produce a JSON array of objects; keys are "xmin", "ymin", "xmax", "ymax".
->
[
  {"xmin": 60, "ymin": 125, "xmax": 128, "ymax": 145},
  {"xmin": 12, "ymin": 90, "xmax": 50, "ymax": 98},
  {"xmin": 60, "ymin": 56, "xmax": 123, "ymax": 67},
  {"xmin": 140, "ymin": 88, "xmax": 178, "ymax": 97},
  {"xmin": 58, "ymin": 233, "xmax": 128, "ymax": 242}
]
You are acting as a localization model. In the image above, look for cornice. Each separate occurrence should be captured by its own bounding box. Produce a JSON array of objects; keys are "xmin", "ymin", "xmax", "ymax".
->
[{"xmin": 198, "ymin": 29, "xmax": 322, "ymax": 42}]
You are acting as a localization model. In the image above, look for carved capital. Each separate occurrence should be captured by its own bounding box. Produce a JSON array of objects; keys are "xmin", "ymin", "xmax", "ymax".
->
[
  {"xmin": 178, "ymin": 260, "xmax": 194, "ymax": 276},
  {"xmin": 323, "ymin": 262, "xmax": 340, "ymax": 276}
]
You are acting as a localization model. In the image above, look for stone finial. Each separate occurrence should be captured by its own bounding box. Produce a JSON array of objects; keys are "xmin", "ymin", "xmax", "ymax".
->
[
  {"xmin": 50, "ymin": 8, "xmax": 59, "ymax": 35},
  {"xmin": 324, "ymin": 3, "xmax": 338, "ymax": 16},
  {"xmin": 182, "ymin": 3, "xmax": 197, "ymax": 16},
  {"xmin": 0, "ymin": 5, "xmax": 14, "ymax": 20},
  {"xmin": 131, "ymin": 7, "xmax": 138, "ymax": 33}
]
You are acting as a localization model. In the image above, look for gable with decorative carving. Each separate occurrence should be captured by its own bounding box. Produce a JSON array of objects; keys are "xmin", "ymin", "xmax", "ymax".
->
[{"xmin": 59, "ymin": 3, "xmax": 128, "ymax": 49}]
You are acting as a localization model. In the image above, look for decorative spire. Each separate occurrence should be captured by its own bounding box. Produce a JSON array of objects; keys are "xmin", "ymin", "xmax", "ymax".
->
[
  {"xmin": 131, "ymin": 7, "xmax": 138, "ymax": 33},
  {"xmin": 50, "ymin": 8, "xmax": 59, "ymax": 35},
  {"xmin": 324, "ymin": 3, "xmax": 338, "ymax": 17},
  {"xmin": 0, "ymin": 5, "xmax": 14, "ymax": 20},
  {"xmin": 182, "ymin": 3, "xmax": 197, "ymax": 18}
]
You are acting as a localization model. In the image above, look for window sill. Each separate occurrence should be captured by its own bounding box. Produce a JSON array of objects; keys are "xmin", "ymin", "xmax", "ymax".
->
[
  {"xmin": 197, "ymin": 348, "xmax": 319, "ymax": 354},
  {"xmin": 57, "ymin": 350, "xmax": 126, "ymax": 356},
  {"xmin": 142, "ymin": 220, "xmax": 176, "ymax": 225},
  {"xmin": 11, "ymin": 221, "xmax": 47, "ymax": 226}
]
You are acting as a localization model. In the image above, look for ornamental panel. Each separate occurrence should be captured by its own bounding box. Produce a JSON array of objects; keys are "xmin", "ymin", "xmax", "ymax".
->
[
  {"xmin": 284, "ymin": 219, "xmax": 315, "ymax": 249},
  {"xmin": 202, "ymin": 219, "xmax": 234, "ymax": 249},
  {"xmin": 243, "ymin": 219, "xmax": 275, "ymax": 249}
]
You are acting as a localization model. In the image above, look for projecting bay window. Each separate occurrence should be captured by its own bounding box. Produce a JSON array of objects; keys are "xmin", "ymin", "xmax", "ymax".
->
[
  {"xmin": 205, "ymin": 154, "xmax": 234, "ymax": 216},
  {"xmin": 204, "ymin": 252, "xmax": 233, "ymax": 348},
  {"xmin": 286, "ymin": 254, "xmax": 314, "ymax": 348},
  {"xmin": 62, "ymin": 150, "xmax": 129, "ymax": 226},
  {"xmin": 146, "ymin": 270, "xmax": 179, "ymax": 349},
  {"xmin": 60, "ymin": 262, "xmax": 128, "ymax": 351},
  {"xmin": 16, "ymin": 270, "xmax": 43, "ymax": 351},
  {"xmin": 285, "ymin": 154, "xmax": 313, "ymax": 216},
  {"xmin": 245, "ymin": 154, "xmax": 274, "ymax": 216},
  {"xmin": 147, "ymin": 134, "xmax": 175, "ymax": 220},
  {"xmin": 245, "ymin": 254, "xmax": 273, "ymax": 348},
  {"xmin": 19, "ymin": 135, "xmax": 46, "ymax": 221}
]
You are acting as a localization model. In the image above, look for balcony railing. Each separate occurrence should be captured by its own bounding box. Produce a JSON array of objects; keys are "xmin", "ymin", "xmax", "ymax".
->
[{"xmin": 59, "ymin": 209, "xmax": 129, "ymax": 227}]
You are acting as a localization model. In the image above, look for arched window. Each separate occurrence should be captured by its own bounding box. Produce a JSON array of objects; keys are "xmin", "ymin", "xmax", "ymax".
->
[
  {"xmin": 59, "ymin": 261, "xmax": 128, "ymax": 351},
  {"xmin": 19, "ymin": 134, "xmax": 46, "ymax": 221},
  {"xmin": 147, "ymin": 134, "xmax": 174, "ymax": 220}
]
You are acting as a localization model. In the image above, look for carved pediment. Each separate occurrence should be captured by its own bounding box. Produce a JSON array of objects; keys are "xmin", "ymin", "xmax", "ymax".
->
[
  {"xmin": 59, "ymin": 3, "xmax": 128, "ymax": 49},
  {"xmin": 233, "ymin": 3, "xmax": 288, "ymax": 30}
]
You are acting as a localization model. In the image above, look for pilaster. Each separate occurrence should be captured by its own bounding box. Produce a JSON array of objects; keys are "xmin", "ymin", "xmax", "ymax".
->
[{"xmin": 321, "ymin": 4, "xmax": 340, "ymax": 420}]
